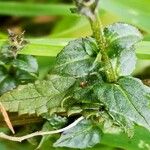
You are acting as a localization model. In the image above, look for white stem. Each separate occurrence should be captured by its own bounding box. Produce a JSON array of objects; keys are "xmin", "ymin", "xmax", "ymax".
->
[{"xmin": 0, "ymin": 116, "xmax": 84, "ymax": 142}]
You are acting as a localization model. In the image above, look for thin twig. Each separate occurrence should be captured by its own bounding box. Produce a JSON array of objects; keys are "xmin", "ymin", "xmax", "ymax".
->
[{"xmin": 0, "ymin": 116, "xmax": 84, "ymax": 142}]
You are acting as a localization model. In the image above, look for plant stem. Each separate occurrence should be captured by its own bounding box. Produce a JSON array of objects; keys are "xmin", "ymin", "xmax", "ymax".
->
[
  {"xmin": 89, "ymin": 13, "xmax": 117, "ymax": 82},
  {"xmin": 75, "ymin": 0, "xmax": 117, "ymax": 82},
  {"xmin": 0, "ymin": 116, "xmax": 84, "ymax": 142}
]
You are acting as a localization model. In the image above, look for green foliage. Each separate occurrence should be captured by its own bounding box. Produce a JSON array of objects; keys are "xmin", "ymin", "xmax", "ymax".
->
[
  {"xmin": 0, "ymin": 31, "xmax": 38, "ymax": 94},
  {"xmin": 0, "ymin": 74, "xmax": 75, "ymax": 115},
  {"xmin": 0, "ymin": 21, "xmax": 149, "ymax": 149},
  {"xmin": 104, "ymin": 23, "xmax": 142, "ymax": 57},
  {"xmin": 37, "ymin": 115, "xmax": 68, "ymax": 149},
  {"xmin": 0, "ymin": 21, "xmax": 150, "ymax": 149},
  {"xmin": 53, "ymin": 37, "xmax": 98, "ymax": 77},
  {"xmin": 94, "ymin": 76, "xmax": 150, "ymax": 131},
  {"xmin": 101, "ymin": 126, "xmax": 150, "ymax": 150},
  {"xmin": 104, "ymin": 23, "xmax": 142, "ymax": 76},
  {"xmin": 0, "ymin": 0, "xmax": 150, "ymax": 150},
  {"xmin": 2, "ymin": 38, "xmax": 148, "ymax": 60},
  {"xmin": 54, "ymin": 119, "xmax": 101, "ymax": 149}
]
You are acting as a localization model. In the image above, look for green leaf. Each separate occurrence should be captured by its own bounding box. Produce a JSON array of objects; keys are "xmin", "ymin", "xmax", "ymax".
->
[
  {"xmin": 43, "ymin": 114, "xmax": 68, "ymax": 130},
  {"xmin": 0, "ymin": 67, "xmax": 17, "ymax": 95},
  {"xmin": 104, "ymin": 23, "xmax": 142, "ymax": 57},
  {"xmin": 116, "ymin": 47, "xmax": 136, "ymax": 76},
  {"xmin": 53, "ymin": 38, "xmax": 98, "ymax": 77},
  {"xmin": 72, "ymin": 74, "xmax": 102, "ymax": 103},
  {"xmin": 101, "ymin": 126, "xmax": 150, "ymax": 150},
  {"xmin": 0, "ymin": 66, "xmax": 7, "ymax": 83},
  {"xmin": 12, "ymin": 55, "xmax": 38, "ymax": 80},
  {"xmin": 104, "ymin": 23, "xmax": 142, "ymax": 76},
  {"xmin": 0, "ymin": 76, "xmax": 16, "ymax": 95},
  {"xmin": 13, "ymin": 55, "xmax": 38, "ymax": 74},
  {"xmin": 94, "ymin": 76, "xmax": 150, "ymax": 131},
  {"xmin": 37, "ymin": 115, "xmax": 68, "ymax": 149},
  {"xmin": 54, "ymin": 119, "xmax": 101, "ymax": 149},
  {"xmin": 0, "ymin": 75, "xmax": 75, "ymax": 115}
]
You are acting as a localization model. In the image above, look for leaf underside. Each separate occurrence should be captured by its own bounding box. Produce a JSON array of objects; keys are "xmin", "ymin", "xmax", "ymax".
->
[{"xmin": 0, "ymin": 75, "xmax": 75, "ymax": 115}]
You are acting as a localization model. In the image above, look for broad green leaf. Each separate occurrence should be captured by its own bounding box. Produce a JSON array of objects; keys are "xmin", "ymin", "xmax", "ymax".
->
[
  {"xmin": 104, "ymin": 23, "xmax": 142, "ymax": 76},
  {"xmin": 104, "ymin": 23, "xmax": 142, "ymax": 57},
  {"xmin": 94, "ymin": 76, "xmax": 150, "ymax": 131},
  {"xmin": 54, "ymin": 119, "xmax": 101, "ymax": 149},
  {"xmin": 0, "ymin": 75, "xmax": 75, "ymax": 115},
  {"xmin": 53, "ymin": 38, "xmax": 98, "ymax": 77}
]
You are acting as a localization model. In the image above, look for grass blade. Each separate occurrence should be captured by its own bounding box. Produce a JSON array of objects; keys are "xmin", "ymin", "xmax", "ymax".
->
[
  {"xmin": 0, "ymin": 38, "xmax": 149, "ymax": 59},
  {"xmin": 0, "ymin": 2, "xmax": 72, "ymax": 16},
  {"xmin": 101, "ymin": 0, "xmax": 150, "ymax": 33}
]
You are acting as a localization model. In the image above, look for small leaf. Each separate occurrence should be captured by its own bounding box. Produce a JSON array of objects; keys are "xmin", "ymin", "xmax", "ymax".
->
[
  {"xmin": 37, "ymin": 115, "xmax": 68, "ymax": 149},
  {"xmin": 13, "ymin": 55, "xmax": 38, "ymax": 74},
  {"xmin": 43, "ymin": 114, "xmax": 68, "ymax": 130},
  {"xmin": 0, "ymin": 76, "xmax": 16, "ymax": 95},
  {"xmin": 0, "ymin": 65, "xmax": 17, "ymax": 95},
  {"xmin": 104, "ymin": 23, "xmax": 142, "ymax": 57},
  {"xmin": 0, "ymin": 66, "xmax": 7, "ymax": 83},
  {"xmin": 104, "ymin": 23, "xmax": 143, "ymax": 76},
  {"xmin": 54, "ymin": 119, "xmax": 101, "ymax": 149},
  {"xmin": 0, "ymin": 75, "xmax": 75, "ymax": 115},
  {"xmin": 12, "ymin": 55, "xmax": 38, "ymax": 81},
  {"xmin": 94, "ymin": 76, "xmax": 150, "ymax": 131},
  {"xmin": 53, "ymin": 38, "xmax": 98, "ymax": 77}
]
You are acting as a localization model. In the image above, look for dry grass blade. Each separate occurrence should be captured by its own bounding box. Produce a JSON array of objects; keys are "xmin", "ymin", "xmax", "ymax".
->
[{"xmin": 0, "ymin": 102, "xmax": 15, "ymax": 134}]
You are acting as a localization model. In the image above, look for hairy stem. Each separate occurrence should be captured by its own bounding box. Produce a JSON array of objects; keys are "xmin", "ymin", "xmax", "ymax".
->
[
  {"xmin": 0, "ymin": 116, "xmax": 84, "ymax": 142},
  {"xmin": 89, "ymin": 12, "xmax": 117, "ymax": 82},
  {"xmin": 74, "ymin": 0, "xmax": 117, "ymax": 82}
]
